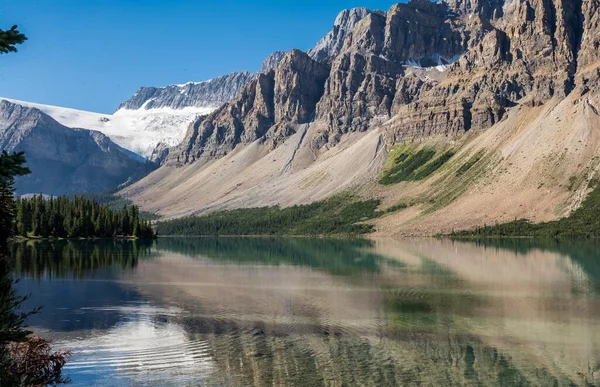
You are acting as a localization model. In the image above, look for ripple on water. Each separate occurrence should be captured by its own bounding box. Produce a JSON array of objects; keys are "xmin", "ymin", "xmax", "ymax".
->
[{"xmin": 59, "ymin": 303, "xmax": 215, "ymax": 386}]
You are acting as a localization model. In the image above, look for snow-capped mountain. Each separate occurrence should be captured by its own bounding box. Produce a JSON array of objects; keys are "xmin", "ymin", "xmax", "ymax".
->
[
  {"xmin": 0, "ymin": 98, "xmax": 211, "ymax": 159},
  {"xmin": 0, "ymin": 99, "xmax": 154, "ymax": 195},
  {"xmin": 0, "ymin": 72, "xmax": 255, "ymax": 160}
]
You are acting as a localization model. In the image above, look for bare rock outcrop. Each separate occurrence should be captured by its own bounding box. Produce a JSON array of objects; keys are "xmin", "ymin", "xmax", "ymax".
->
[
  {"xmin": 578, "ymin": 0, "xmax": 600, "ymax": 94},
  {"xmin": 313, "ymin": 0, "xmax": 482, "ymax": 142},
  {"xmin": 389, "ymin": 0, "xmax": 598, "ymax": 140},
  {"xmin": 258, "ymin": 51, "xmax": 288, "ymax": 74},
  {"xmin": 274, "ymin": 50, "xmax": 330, "ymax": 124}
]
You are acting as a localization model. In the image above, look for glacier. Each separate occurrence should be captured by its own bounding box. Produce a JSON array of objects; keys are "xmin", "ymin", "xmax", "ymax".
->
[{"xmin": 0, "ymin": 97, "xmax": 214, "ymax": 159}]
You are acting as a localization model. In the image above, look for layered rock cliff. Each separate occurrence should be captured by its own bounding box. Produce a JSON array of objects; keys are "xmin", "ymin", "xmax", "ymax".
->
[
  {"xmin": 166, "ymin": 50, "xmax": 329, "ymax": 165},
  {"xmin": 165, "ymin": 1, "xmax": 475, "ymax": 165},
  {"xmin": 390, "ymin": 0, "xmax": 598, "ymax": 140}
]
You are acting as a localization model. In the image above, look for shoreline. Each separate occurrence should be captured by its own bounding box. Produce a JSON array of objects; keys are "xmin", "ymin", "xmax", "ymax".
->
[{"xmin": 9, "ymin": 236, "xmax": 156, "ymax": 242}]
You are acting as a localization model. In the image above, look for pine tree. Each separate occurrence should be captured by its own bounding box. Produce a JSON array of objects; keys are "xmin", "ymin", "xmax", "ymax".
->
[
  {"xmin": 15, "ymin": 198, "xmax": 28, "ymax": 236},
  {"xmin": 121, "ymin": 206, "xmax": 130, "ymax": 236},
  {"xmin": 133, "ymin": 219, "xmax": 140, "ymax": 238},
  {"xmin": 0, "ymin": 25, "xmax": 26, "ymax": 54},
  {"xmin": 0, "ymin": 152, "xmax": 33, "ymax": 380}
]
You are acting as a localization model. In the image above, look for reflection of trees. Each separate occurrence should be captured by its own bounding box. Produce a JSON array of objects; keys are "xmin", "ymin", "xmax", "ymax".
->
[
  {"xmin": 155, "ymin": 237, "xmax": 386, "ymax": 276},
  {"xmin": 10, "ymin": 239, "xmax": 155, "ymax": 279}
]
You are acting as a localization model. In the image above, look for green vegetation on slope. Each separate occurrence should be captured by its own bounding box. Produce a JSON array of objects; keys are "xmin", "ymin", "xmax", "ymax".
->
[
  {"xmin": 15, "ymin": 195, "xmax": 155, "ymax": 239},
  {"xmin": 157, "ymin": 194, "xmax": 382, "ymax": 236},
  {"xmin": 455, "ymin": 151, "xmax": 484, "ymax": 176},
  {"xmin": 451, "ymin": 182, "xmax": 600, "ymax": 239},
  {"xmin": 379, "ymin": 146, "xmax": 455, "ymax": 185}
]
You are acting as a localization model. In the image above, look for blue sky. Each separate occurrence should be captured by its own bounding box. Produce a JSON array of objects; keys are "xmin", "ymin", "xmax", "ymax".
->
[{"xmin": 0, "ymin": 0, "xmax": 399, "ymax": 113}]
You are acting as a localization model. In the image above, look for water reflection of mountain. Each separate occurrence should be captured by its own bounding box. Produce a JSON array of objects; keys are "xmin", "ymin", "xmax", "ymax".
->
[
  {"xmin": 130, "ymin": 238, "xmax": 600, "ymax": 386},
  {"xmin": 183, "ymin": 327, "xmax": 570, "ymax": 386},
  {"xmin": 464, "ymin": 238, "xmax": 600, "ymax": 291},
  {"xmin": 9, "ymin": 238, "xmax": 600, "ymax": 385}
]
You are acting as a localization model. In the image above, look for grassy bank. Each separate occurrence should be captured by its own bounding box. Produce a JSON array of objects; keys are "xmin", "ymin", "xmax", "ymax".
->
[{"xmin": 156, "ymin": 194, "xmax": 387, "ymax": 236}]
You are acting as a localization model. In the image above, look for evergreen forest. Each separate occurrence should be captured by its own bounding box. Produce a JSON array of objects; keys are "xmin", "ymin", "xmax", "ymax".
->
[{"xmin": 14, "ymin": 195, "xmax": 155, "ymax": 239}]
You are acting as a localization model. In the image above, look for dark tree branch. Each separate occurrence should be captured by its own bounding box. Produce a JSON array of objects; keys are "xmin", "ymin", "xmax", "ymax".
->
[{"xmin": 0, "ymin": 25, "xmax": 27, "ymax": 55}]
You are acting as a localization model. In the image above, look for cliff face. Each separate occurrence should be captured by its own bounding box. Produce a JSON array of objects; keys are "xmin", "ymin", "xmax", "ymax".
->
[
  {"xmin": 166, "ymin": 0, "xmax": 479, "ymax": 165},
  {"xmin": 166, "ymin": 50, "xmax": 329, "ymax": 166},
  {"xmin": 389, "ymin": 0, "xmax": 597, "ymax": 140},
  {"xmin": 164, "ymin": 0, "xmax": 599, "ymax": 167}
]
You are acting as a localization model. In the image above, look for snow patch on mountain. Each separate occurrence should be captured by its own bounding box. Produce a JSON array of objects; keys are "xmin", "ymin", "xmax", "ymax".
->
[{"xmin": 0, "ymin": 98, "xmax": 213, "ymax": 159}]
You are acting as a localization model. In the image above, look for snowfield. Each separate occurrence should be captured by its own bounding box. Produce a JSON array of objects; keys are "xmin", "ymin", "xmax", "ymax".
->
[{"xmin": 0, "ymin": 98, "xmax": 215, "ymax": 158}]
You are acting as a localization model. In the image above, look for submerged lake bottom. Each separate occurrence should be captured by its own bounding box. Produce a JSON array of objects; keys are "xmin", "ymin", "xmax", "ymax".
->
[{"xmin": 10, "ymin": 237, "xmax": 600, "ymax": 386}]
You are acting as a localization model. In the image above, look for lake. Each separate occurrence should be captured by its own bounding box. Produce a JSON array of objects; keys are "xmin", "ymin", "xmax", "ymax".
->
[{"xmin": 10, "ymin": 237, "xmax": 600, "ymax": 386}]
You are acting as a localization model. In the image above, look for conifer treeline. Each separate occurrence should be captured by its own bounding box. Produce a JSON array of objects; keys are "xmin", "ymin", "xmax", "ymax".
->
[{"xmin": 14, "ymin": 195, "xmax": 155, "ymax": 239}]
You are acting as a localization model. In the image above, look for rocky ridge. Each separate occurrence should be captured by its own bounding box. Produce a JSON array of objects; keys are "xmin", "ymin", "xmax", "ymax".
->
[
  {"xmin": 258, "ymin": 51, "xmax": 288, "ymax": 74},
  {"xmin": 307, "ymin": 7, "xmax": 376, "ymax": 62},
  {"xmin": 117, "ymin": 71, "xmax": 255, "ymax": 111}
]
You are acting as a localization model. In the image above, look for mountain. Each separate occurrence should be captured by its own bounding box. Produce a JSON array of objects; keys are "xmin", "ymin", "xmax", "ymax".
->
[
  {"xmin": 258, "ymin": 51, "xmax": 288, "ymax": 74},
  {"xmin": 0, "ymin": 72, "xmax": 256, "ymax": 162},
  {"xmin": 0, "ymin": 98, "xmax": 213, "ymax": 161},
  {"xmin": 117, "ymin": 72, "xmax": 255, "ymax": 111},
  {"xmin": 121, "ymin": 0, "xmax": 600, "ymax": 235},
  {"xmin": 0, "ymin": 99, "xmax": 154, "ymax": 195}
]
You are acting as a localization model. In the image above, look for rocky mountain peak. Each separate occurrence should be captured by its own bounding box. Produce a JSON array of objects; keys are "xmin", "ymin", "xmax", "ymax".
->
[
  {"xmin": 259, "ymin": 51, "xmax": 288, "ymax": 74},
  {"xmin": 308, "ymin": 7, "xmax": 377, "ymax": 62}
]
